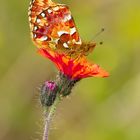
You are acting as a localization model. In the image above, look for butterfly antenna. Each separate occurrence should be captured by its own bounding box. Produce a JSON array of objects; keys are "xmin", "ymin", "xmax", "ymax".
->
[
  {"xmin": 99, "ymin": 41, "xmax": 103, "ymax": 45},
  {"xmin": 89, "ymin": 28, "xmax": 105, "ymax": 46},
  {"xmin": 92, "ymin": 28, "xmax": 105, "ymax": 41}
]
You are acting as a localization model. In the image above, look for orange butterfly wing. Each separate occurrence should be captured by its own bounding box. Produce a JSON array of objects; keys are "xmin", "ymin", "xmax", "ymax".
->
[{"xmin": 29, "ymin": 0, "xmax": 82, "ymax": 51}]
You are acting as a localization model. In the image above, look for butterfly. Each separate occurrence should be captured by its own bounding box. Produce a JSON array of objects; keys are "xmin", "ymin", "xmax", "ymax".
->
[{"xmin": 28, "ymin": 0, "xmax": 96, "ymax": 56}]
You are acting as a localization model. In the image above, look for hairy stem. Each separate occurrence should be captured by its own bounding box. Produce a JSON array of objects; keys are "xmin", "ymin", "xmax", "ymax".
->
[
  {"xmin": 43, "ymin": 95, "xmax": 61, "ymax": 140},
  {"xmin": 41, "ymin": 72, "xmax": 78, "ymax": 140}
]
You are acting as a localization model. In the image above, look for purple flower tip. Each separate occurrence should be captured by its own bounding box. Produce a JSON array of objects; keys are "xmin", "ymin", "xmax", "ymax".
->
[{"xmin": 45, "ymin": 81, "xmax": 57, "ymax": 91}]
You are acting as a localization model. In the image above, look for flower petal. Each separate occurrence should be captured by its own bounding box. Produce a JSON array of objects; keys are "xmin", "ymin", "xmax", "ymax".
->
[{"xmin": 38, "ymin": 48, "xmax": 109, "ymax": 80}]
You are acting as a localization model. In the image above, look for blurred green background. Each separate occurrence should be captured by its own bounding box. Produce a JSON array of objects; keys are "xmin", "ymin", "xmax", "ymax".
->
[{"xmin": 0, "ymin": 0, "xmax": 140, "ymax": 140}]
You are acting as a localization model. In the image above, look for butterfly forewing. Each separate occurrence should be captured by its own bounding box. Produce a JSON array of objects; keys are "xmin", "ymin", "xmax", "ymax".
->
[{"xmin": 29, "ymin": 0, "xmax": 82, "ymax": 53}]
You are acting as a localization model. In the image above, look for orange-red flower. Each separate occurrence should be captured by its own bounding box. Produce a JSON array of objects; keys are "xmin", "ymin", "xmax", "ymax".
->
[{"xmin": 38, "ymin": 48, "xmax": 109, "ymax": 80}]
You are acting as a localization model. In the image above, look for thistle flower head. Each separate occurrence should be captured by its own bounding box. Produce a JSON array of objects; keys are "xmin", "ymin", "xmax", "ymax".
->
[
  {"xmin": 45, "ymin": 81, "xmax": 57, "ymax": 91},
  {"xmin": 40, "ymin": 80, "xmax": 58, "ymax": 106}
]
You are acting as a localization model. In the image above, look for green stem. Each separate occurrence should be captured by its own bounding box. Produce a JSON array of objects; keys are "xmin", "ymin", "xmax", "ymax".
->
[
  {"xmin": 43, "ymin": 95, "xmax": 61, "ymax": 140},
  {"xmin": 41, "ymin": 72, "xmax": 78, "ymax": 140}
]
